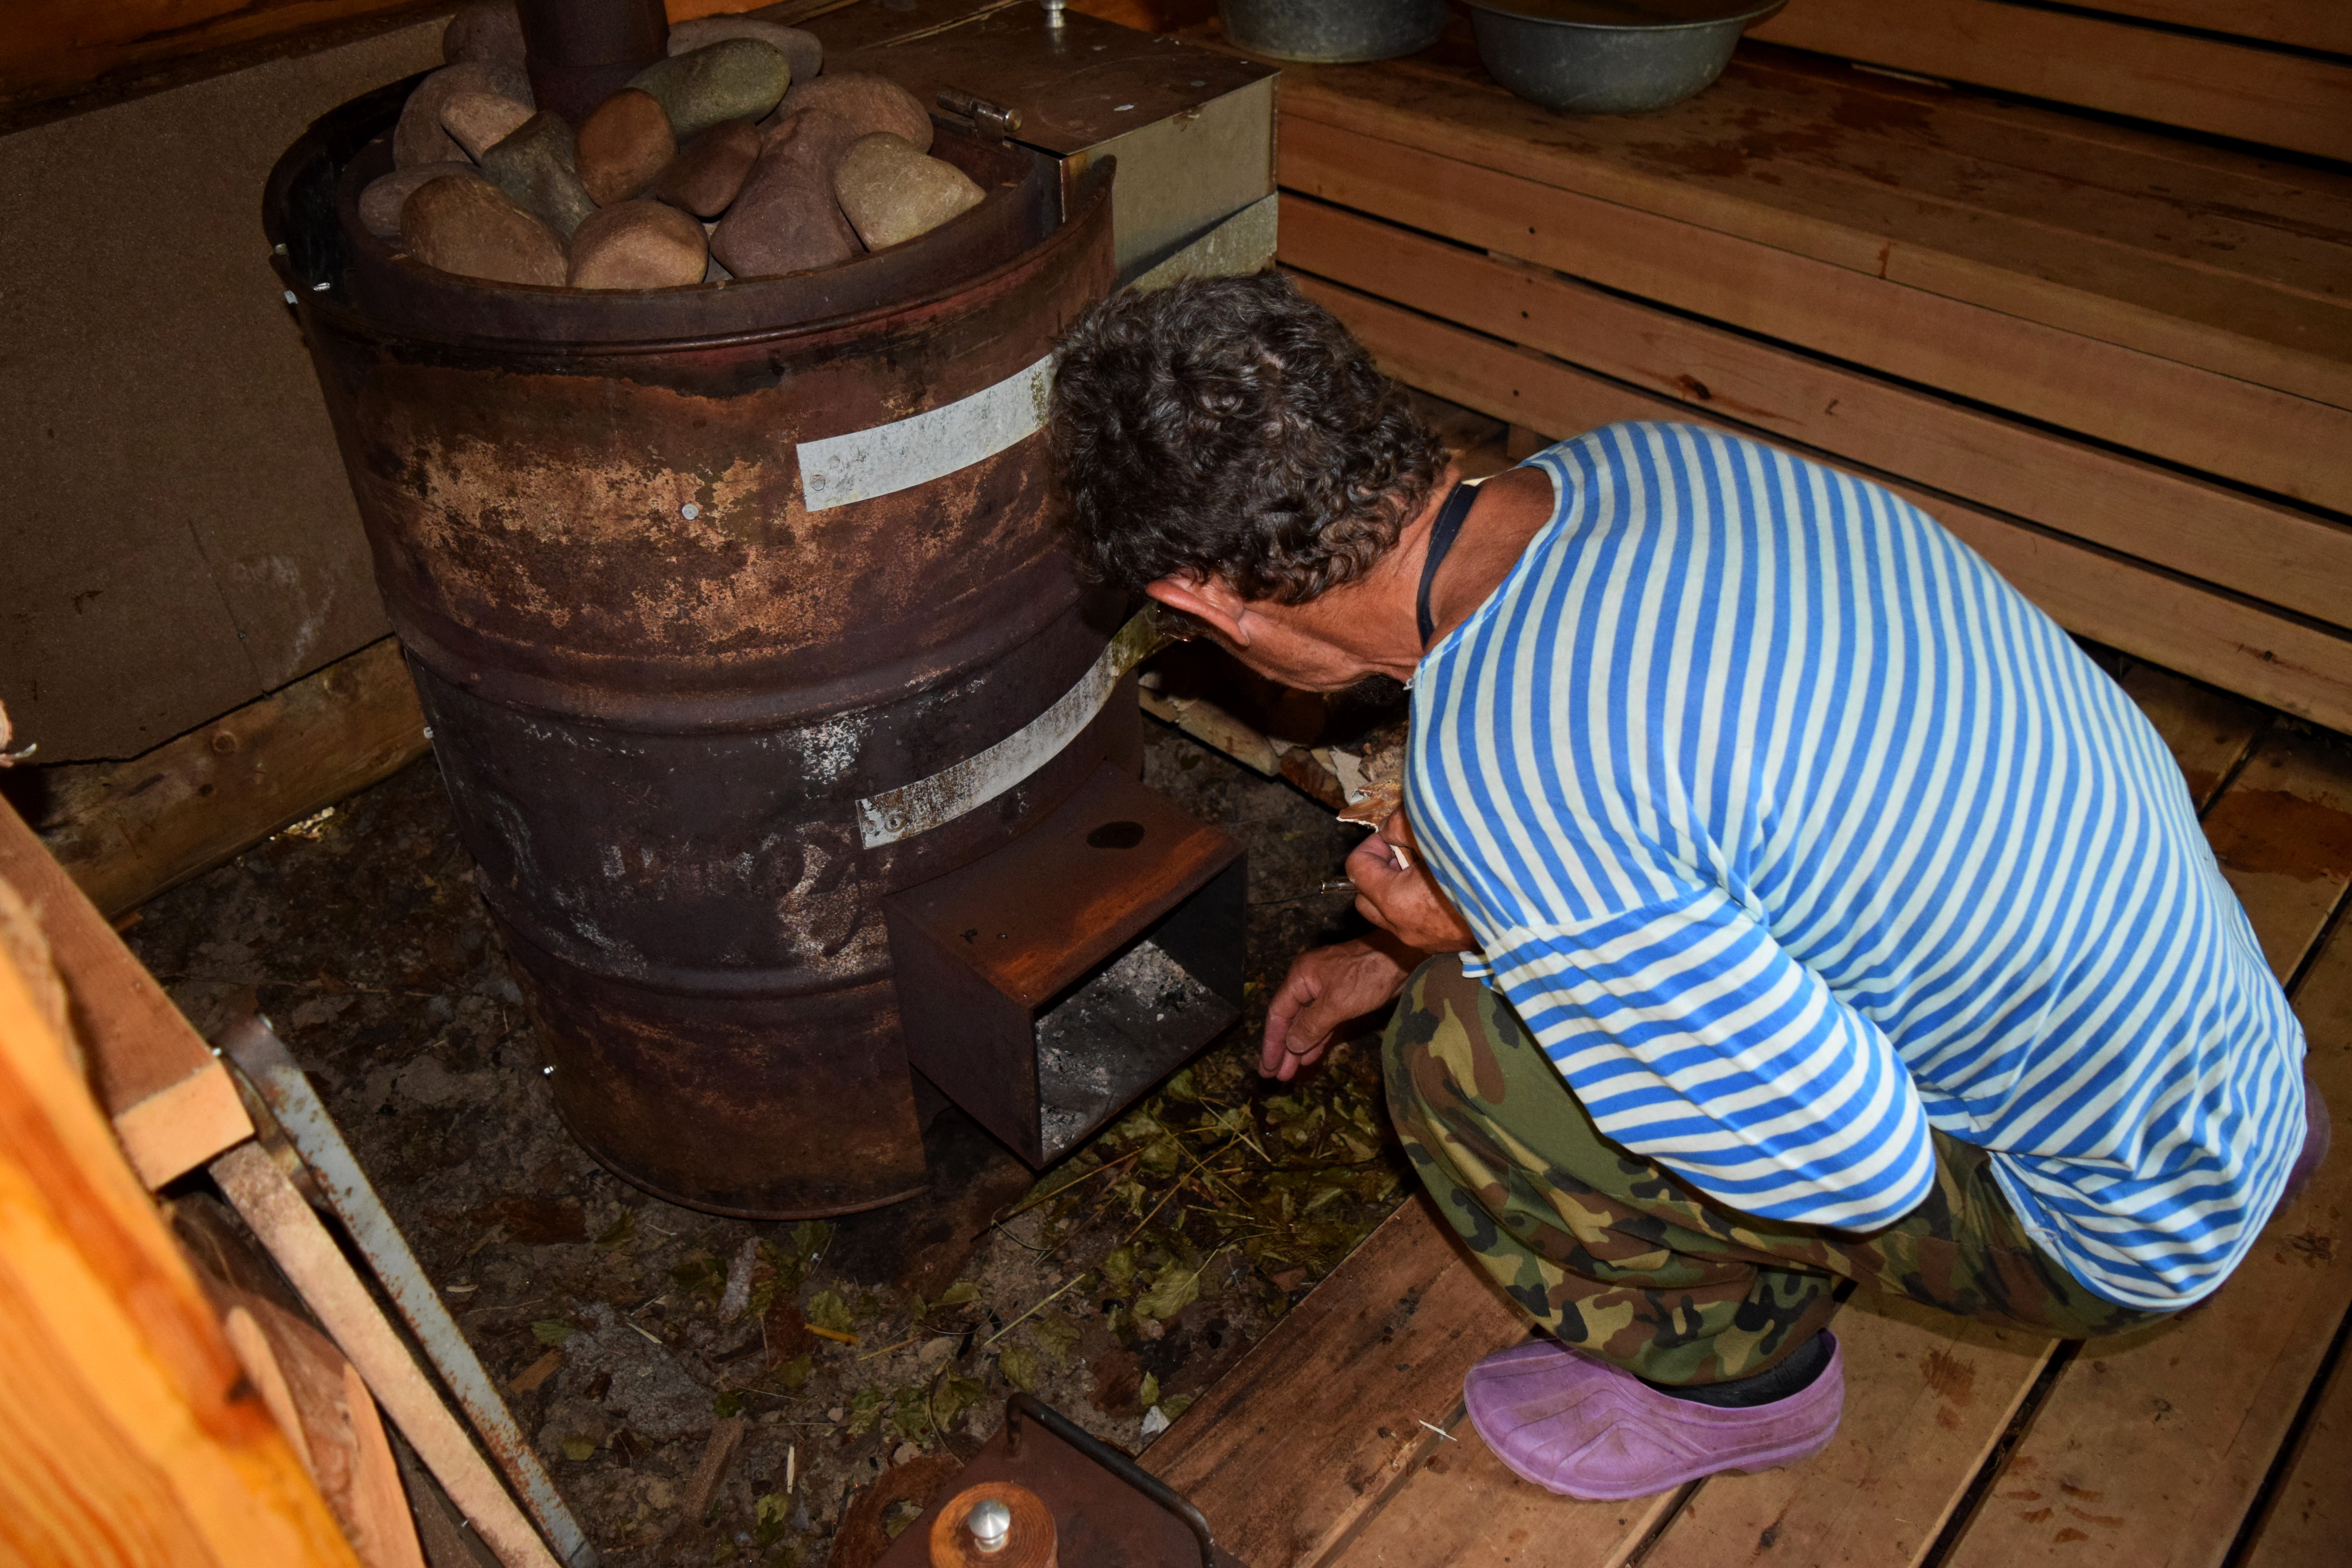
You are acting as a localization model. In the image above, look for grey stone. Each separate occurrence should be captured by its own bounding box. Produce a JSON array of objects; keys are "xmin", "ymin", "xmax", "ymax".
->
[
  {"xmin": 765, "ymin": 71, "xmax": 930, "ymax": 153},
  {"xmin": 567, "ymin": 201, "xmax": 709, "ymax": 290},
  {"xmin": 832, "ymin": 132, "xmax": 983, "ymax": 251},
  {"xmin": 442, "ymin": 1, "xmax": 526, "ymax": 71},
  {"xmin": 359, "ymin": 162, "xmax": 481, "ymax": 241},
  {"xmin": 393, "ymin": 60, "xmax": 532, "ymax": 169},
  {"xmin": 666, "ymin": 16, "xmax": 821, "ymax": 83},
  {"xmin": 628, "ymin": 39, "xmax": 791, "ymax": 141},
  {"xmin": 575, "ymin": 88, "xmax": 675, "ymax": 206},
  {"xmin": 478, "ymin": 111, "xmax": 597, "ymax": 237},
  {"xmin": 709, "ymin": 112, "xmax": 862, "ymax": 278},
  {"xmin": 400, "ymin": 174, "xmax": 566, "ymax": 287}
]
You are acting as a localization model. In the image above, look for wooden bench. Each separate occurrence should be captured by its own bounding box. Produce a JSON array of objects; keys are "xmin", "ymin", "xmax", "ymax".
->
[
  {"xmin": 1259, "ymin": 18, "xmax": 2352, "ymax": 735},
  {"xmin": 1145, "ymin": 663, "xmax": 2352, "ymax": 1568}
]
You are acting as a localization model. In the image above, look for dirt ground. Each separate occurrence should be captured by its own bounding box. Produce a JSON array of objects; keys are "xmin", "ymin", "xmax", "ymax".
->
[{"xmin": 127, "ymin": 714, "xmax": 1415, "ymax": 1567}]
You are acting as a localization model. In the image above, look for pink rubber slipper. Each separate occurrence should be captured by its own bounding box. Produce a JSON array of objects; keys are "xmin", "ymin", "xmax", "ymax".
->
[{"xmin": 1463, "ymin": 1335, "xmax": 1845, "ymax": 1501}]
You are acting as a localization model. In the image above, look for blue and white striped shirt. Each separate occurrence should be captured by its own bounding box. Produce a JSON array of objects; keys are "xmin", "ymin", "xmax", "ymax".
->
[{"xmin": 1408, "ymin": 423, "xmax": 2306, "ymax": 1310}]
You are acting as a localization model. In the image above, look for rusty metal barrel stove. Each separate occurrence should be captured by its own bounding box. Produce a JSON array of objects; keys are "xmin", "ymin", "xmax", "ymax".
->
[{"xmin": 264, "ymin": 71, "xmax": 1138, "ymax": 1217}]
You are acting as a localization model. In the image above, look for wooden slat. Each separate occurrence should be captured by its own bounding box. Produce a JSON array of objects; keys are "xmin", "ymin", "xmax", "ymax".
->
[
  {"xmin": 0, "ymin": 885, "xmax": 361, "ymax": 1568},
  {"xmin": 1144, "ymin": 1194, "xmax": 1528, "ymax": 1568},
  {"xmin": 1748, "ymin": 0, "xmax": 2352, "ymax": 162},
  {"xmin": 2116, "ymin": 665, "xmax": 2273, "ymax": 814},
  {"xmin": 1640, "ymin": 1298, "xmax": 2053, "ymax": 1568},
  {"xmin": 1279, "ymin": 199, "xmax": 2352, "ymax": 633},
  {"xmin": 2239, "ymin": 915, "xmax": 2352, "ymax": 1568},
  {"xmin": 1277, "ymin": 114, "xmax": 2352, "ymax": 517},
  {"xmin": 0, "ymin": 798, "xmax": 251, "ymax": 1188},
  {"xmin": 2201, "ymin": 733, "xmax": 2352, "ymax": 981},
  {"xmin": 1331, "ymin": 1423, "xmax": 1679, "ymax": 1568},
  {"xmin": 1274, "ymin": 50, "xmax": 2352, "ymax": 424},
  {"xmin": 1941, "ymin": 746, "xmax": 2352, "ymax": 1568},
  {"xmin": 1292, "ymin": 276, "xmax": 2352, "ymax": 735},
  {"xmin": 32, "ymin": 636, "xmax": 428, "ymax": 920},
  {"xmin": 2054, "ymin": 0, "xmax": 2352, "ymax": 57}
]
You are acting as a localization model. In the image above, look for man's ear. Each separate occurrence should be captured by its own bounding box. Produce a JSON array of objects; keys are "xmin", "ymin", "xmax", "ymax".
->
[{"xmin": 1146, "ymin": 575, "xmax": 1250, "ymax": 648}]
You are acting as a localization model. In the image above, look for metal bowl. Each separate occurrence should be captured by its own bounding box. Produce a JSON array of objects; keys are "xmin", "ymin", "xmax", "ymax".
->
[
  {"xmin": 1465, "ymin": 0, "xmax": 1786, "ymax": 114},
  {"xmin": 1220, "ymin": 0, "xmax": 1448, "ymax": 63}
]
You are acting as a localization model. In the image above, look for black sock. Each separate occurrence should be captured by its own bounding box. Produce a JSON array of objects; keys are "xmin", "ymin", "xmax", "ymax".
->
[{"xmin": 1640, "ymin": 1330, "xmax": 1833, "ymax": 1408}]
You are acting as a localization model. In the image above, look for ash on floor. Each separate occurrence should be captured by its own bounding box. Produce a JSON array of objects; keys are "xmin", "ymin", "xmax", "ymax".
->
[
  {"xmin": 124, "ymin": 717, "xmax": 1413, "ymax": 1568},
  {"xmin": 1035, "ymin": 939, "xmax": 1236, "ymax": 1159}
]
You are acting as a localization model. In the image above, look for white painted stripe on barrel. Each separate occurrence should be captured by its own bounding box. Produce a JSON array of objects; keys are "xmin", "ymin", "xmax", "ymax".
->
[
  {"xmin": 857, "ymin": 612, "xmax": 1165, "ymax": 848},
  {"xmin": 798, "ymin": 352, "xmax": 1056, "ymax": 512}
]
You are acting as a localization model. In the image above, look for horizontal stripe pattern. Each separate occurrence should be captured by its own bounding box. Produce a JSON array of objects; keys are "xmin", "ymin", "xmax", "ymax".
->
[{"xmin": 1408, "ymin": 423, "xmax": 2305, "ymax": 1309}]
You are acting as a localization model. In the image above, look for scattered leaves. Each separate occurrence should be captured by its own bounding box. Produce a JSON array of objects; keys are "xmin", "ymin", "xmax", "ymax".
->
[
  {"xmin": 531, "ymin": 1318, "xmax": 575, "ymax": 1347},
  {"xmin": 1134, "ymin": 1267, "xmax": 1201, "ymax": 1322},
  {"xmin": 846, "ymin": 1388, "xmax": 884, "ymax": 1436},
  {"xmin": 805, "ymin": 1289, "xmax": 855, "ymax": 1334},
  {"xmin": 714, "ymin": 1390, "xmax": 745, "ymax": 1418},
  {"xmin": 671, "ymin": 1250, "xmax": 728, "ymax": 1305},
  {"xmin": 776, "ymin": 1354, "xmax": 814, "ymax": 1391},
  {"xmin": 1138, "ymin": 1371, "xmax": 1160, "ymax": 1409},
  {"xmin": 997, "ymin": 1345, "xmax": 1040, "ymax": 1392},
  {"xmin": 753, "ymin": 1493, "xmax": 788, "ymax": 1547},
  {"xmin": 593, "ymin": 1209, "xmax": 637, "ymax": 1252},
  {"xmin": 561, "ymin": 1435, "xmax": 597, "ymax": 1462},
  {"xmin": 1101, "ymin": 1246, "xmax": 1137, "ymax": 1285}
]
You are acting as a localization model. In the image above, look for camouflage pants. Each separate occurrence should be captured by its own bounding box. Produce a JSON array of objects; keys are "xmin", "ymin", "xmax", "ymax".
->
[{"xmin": 1384, "ymin": 956, "xmax": 2171, "ymax": 1386}]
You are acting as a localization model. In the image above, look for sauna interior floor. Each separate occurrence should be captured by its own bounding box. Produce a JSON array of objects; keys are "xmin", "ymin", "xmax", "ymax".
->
[{"xmin": 1142, "ymin": 657, "xmax": 2352, "ymax": 1568}]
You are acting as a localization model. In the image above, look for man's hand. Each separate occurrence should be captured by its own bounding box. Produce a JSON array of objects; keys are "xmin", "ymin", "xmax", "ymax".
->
[
  {"xmin": 1261, "ymin": 935, "xmax": 1417, "ymax": 1081},
  {"xmin": 1347, "ymin": 809, "xmax": 1479, "ymax": 953}
]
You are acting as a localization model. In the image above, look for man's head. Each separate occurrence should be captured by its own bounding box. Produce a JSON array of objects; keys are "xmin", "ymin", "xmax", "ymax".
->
[{"xmin": 1050, "ymin": 273, "xmax": 1446, "ymax": 686}]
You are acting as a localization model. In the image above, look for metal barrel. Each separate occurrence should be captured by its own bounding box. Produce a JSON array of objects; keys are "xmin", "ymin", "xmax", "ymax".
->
[{"xmin": 265, "ymin": 84, "xmax": 1125, "ymax": 1218}]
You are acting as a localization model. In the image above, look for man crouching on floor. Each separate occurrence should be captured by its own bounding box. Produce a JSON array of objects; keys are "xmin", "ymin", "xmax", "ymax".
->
[{"xmin": 1047, "ymin": 272, "xmax": 2328, "ymax": 1501}]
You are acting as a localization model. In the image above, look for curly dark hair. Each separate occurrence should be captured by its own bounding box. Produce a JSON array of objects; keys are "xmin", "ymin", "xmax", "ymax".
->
[{"xmin": 1048, "ymin": 272, "xmax": 1446, "ymax": 604}]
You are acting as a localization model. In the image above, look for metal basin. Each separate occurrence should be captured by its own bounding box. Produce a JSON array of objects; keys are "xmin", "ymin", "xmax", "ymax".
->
[
  {"xmin": 1465, "ymin": 0, "xmax": 1784, "ymax": 114},
  {"xmin": 1220, "ymin": 0, "xmax": 1447, "ymax": 63}
]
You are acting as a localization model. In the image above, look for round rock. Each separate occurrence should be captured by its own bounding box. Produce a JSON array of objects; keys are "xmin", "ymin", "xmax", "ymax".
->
[
  {"xmin": 479, "ymin": 111, "xmax": 597, "ymax": 236},
  {"xmin": 442, "ymin": 0, "xmax": 526, "ymax": 70},
  {"xmin": 767, "ymin": 72, "xmax": 930, "ymax": 153},
  {"xmin": 666, "ymin": 16, "xmax": 821, "ymax": 83},
  {"xmin": 441, "ymin": 88, "xmax": 534, "ymax": 161},
  {"xmin": 710, "ymin": 114, "xmax": 863, "ymax": 278},
  {"xmin": 576, "ymin": 88, "xmax": 676, "ymax": 206},
  {"xmin": 629, "ymin": 39, "xmax": 791, "ymax": 141},
  {"xmin": 394, "ymin": 60, "xmax": 532, "ymax": 168},
  {"xmin": 568, "ymin": 200, "xmax": 710, "ymax": 289},
  {"xmin": 650, "ymin": 118, "xmax": 763, "ymax": 218},
  {"xmin": 359, "ymin": 162, "xmax": 482, "ymax": 240},
  {"xmin": 832, "ymin": 133, "xmax": 984, "ymax": 251},
  {"xmin": 401, "ymin": 174, "xmax": 566, "ymax": 287}
]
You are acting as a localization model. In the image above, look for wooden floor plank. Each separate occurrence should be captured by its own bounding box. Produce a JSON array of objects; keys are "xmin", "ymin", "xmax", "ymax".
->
[
  {"xmin": 1943, "ymin": 776, "xmax": 2352, "ymax": 1568},
  {"xmin": 1329, "ymin": 1422, "xmax": 1677, "ymax": 1568},
  {"xmin": 2117, "ymin": 665, "xmax": 2273, "ymax": 815},
  {"xmin": 2200, "ymin": 732, "xmax": 2352, "ymax": 982},
  {"xmin": 1640, "ymin": 1299, "xmax": 2053, "ymax": 1568},
  {"xmin": 2243, "ymin": 1338, "xmax": 2352, "ymax": 1568},
  {"xmin": 1144, "ymin": 1194, "xmax": 1528, "ymax": 1568}
]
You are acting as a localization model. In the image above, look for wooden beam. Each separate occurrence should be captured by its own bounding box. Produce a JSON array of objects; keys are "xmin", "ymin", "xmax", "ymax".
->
[
  {"xmin": 1748, "ymin": 0, "xmax": 2352, "ymax": 162},
  {"xmin": 1144, "ymin": 1194, "xmax": 1529, "ymax": 1568},
  {"xmin": 2051, "ymin": 0, "xmax": 2352, "ymax": 57},
  {"xmin": 32, "ymin": 635, "xmax": 428, "ymax": 921},
  {"xmin": 1293, "ymin": 275, "xmax": 2352, "ymax": 734},
  {"xmin": 1276, "ymin": 113, "xmax": 2352, "ymax": 515},
  {"xmin": 1330, "ymin": 1432, "xmax": 1680, "ymax": 1568},
  {"xmin": 0, "ymin": 889, "xmax": 362, "ymax": 1568},
  {"xmin": 0, "ymin": 797, "xmax": 250, "ymax": 1189},
  {"xmin": 1280, "ymin": 198, "xmax": 2352, "ymax": 635}
]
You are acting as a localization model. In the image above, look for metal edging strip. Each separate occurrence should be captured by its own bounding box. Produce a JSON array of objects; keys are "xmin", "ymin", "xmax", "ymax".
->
[
  {"xmin": 857, "ymin": 609, "xmax": 1167, "ymax": 848},
  {"xmin": 798, "ymin": 351, "xmax": 1056, "ymax": 512}
]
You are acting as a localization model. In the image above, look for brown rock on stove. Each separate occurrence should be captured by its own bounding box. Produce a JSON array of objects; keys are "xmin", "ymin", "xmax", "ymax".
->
[
  {"xmin": 394, "ymin": 60, "xmax": 531, "ymax": 169},
  {"xmin": 575, "ymin": 88, "xmax": 676, "ymax": 206},
  {"xmin": 651, "ymin": 118, "xmax": 763, "ymax": 218},
  {"xmin": 401, "ymin": 174, "xmax": 566, "ymax": 287},
  {"xmin": 709, "ymin": 110, "xmax": 862, "ymax": 278},
  {"xmin": 567, "ymin": 200, "xmax": 709, "ymax": 290},
  {"xmin": 440, "ymin": 88, "xmax": 534, "ymax": 161},
  {"xmin": 359, "ymin": 161, "xmax": 483, "ymax": 241},
  {"xmin": 766, "ymin": 71, "xmax": 931, "ymax": 153},
  {"xmin": 665, "ymin": 15, "xmax": 822, "ymax": 83},
  {"xmin": 833, "ymin": 133, "xmax": 984, "ymax": 251}
]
